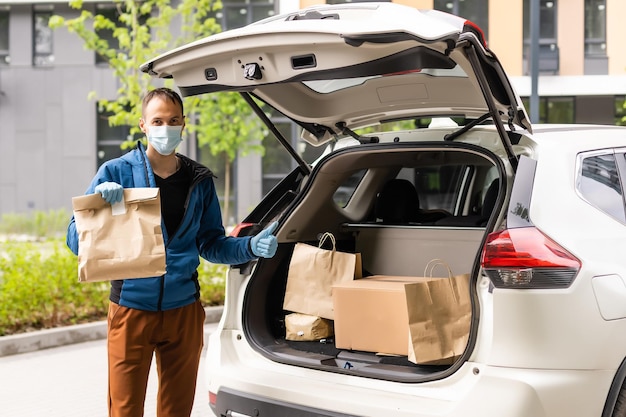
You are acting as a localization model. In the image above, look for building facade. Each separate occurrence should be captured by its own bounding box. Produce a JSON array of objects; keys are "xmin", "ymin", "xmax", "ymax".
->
[{"xmin": 0, "ymin": 0, "xmax": 625, "ymax": 219}]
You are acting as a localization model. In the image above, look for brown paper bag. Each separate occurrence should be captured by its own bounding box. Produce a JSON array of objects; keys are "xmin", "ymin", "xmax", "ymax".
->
[
  {"xmin": 71, "ymin": 188, "xmax": 166, "ymax": 282},
  {"xmin": 283, "ymin": 232, "xmax": 361, "ymax": 320},
  {"xmin": 405, "ymin": 259, "xmax": 471, "ymax": 365},
  {"xmin": 285, "ymin": 313, "xmax": 334, "ymax": 341}
]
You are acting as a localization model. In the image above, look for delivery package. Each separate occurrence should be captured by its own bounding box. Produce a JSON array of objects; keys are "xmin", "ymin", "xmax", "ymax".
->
[
  {"xmin": 403, "ymin": 261, "xmax": 471, "ymax": 365},
  {"xmin": 332, "ymin": 261, "xmax": 470, "ymax": 364},
  {"xmin": 283, "ymin": 232, "xmax": 361, "ymax": 320},
  {"xmin": 71, "ymin": 188, "xmax": 166, "ymax": 282},
  {"xmin": 333, "ymin": 276, "xmax": 417, "ymax": 356},
  {"xmin": 285, "ymin": 313, "xmax": 334, "ymax": 341}
]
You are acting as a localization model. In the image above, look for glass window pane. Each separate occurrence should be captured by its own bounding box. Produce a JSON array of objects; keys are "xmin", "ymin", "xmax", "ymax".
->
[
  {"xmin": 33, "ymin": 10, "xmax": 54, "ymax": 66},
  {"xmin": 0, "ymin": 10, "xmax": 9, "ymax": 50},
  {"xmin": 95, "ymin": 5, "xmax": 121, "ymax": 65},
  {"xmin": 224, "ymin": 5, "xmax": 249, "ymax": 29},
  {"xmin": 578, "ymin": 153, "xmax": 626, "ymax": 223},
  {"xmin": 434, "ymin": 0, "xmax": 489, "ymax": 40},
  {"xmin": 585, "ymin": 0, "xmax": 606, "ymax": 38},
  {"xmin": 546, "ymin": 97, "xmax": 574, "ymax": 123},
  {"xmin": 523, "ymin": 0, "xmax": 558, "ymax": 41},
  {"xmin": 252, "ymin": 5, "xmax": 275, "ymax": 21},
  {"xmin": 334, "ymin": 169, "xmax": 367, "ymax": 208},
  {"xmin": 96, "ymin": 106, "xmax": 131, "ymax": 169},
  {"xmin": 414, "ymin": 165, "xmax": 466, "ymax": 212},
  {"xmin": 584, "ymin": 0, "xmax": 606, "ymax": 55},
  {"xmin": 0, "ymin": 9, "xmax": 9, "ymax": 65},
  {"xmin": 97, "ymin": 144, "xmax": 128, "ymax": 167},
  {"xmin": 539, "ymin": 1, "xmax": 556, "ymax": 39},
  {"xmin": 459, "ymin": 1, "xmax": 489, "ymax": 40},
  {"xmin": 615, "ymin": 96, "xmax": 626, "ymax": 126}
]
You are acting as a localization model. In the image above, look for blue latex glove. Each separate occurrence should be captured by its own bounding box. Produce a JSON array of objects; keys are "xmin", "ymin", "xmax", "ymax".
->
[
  {"xmin": 94, "ymin": 182, "xmax": 123, "ymax": 204},
  {"xmin": 250, "ymin": 221, "xmax": 279, "ymax": 258}
]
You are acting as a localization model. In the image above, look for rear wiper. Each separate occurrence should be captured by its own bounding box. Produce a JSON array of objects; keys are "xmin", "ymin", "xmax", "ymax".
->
[
  {"xmin": 336, "ymin": 122, "xmax": 379, "ymax": 144},
  {"xmin": 443, "ymin": 112, "xmax": 492, "ymax": 141}
]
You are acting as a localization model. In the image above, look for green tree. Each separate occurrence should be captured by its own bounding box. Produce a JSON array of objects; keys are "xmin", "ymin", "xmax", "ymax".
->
[{"xmin": 50, "ymin": 0, "xmax": 266, "ymax": 223}]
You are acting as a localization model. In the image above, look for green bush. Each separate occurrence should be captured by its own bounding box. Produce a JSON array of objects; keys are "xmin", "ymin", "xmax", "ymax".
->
[
  {"xmin": 0, "ymin": 210, "xmax": 227, "ymax": 336},
  {"xmin": 0, "ymin": 209, "xmax": 70, "ymax": 238}
]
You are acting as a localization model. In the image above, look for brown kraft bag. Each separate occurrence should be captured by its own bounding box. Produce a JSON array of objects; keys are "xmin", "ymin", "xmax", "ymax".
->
[
  {"xmin": 283, "ymin": 232, "xmax": 361, "ymax": 320},
  {"xmin": 404, "ymin": 259, "xmax": 471, "ymax": 365},
  {"xmin": 71, "ymin": 188, "xmax": 166, "ymax": 282}
]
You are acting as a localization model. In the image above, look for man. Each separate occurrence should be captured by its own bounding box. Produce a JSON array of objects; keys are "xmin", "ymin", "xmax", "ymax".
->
[{"xmin": 66, "ymin": 87, "xmax": 277, "ymax": 417}]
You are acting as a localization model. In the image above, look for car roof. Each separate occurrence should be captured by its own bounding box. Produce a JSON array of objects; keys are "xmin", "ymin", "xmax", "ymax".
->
[
  {"xmin": 530, "ymin": 124, "xmax": 626, "ymax": 148},
  {"xmin": 142, "ymin": 2, "xmax": 530, "ymax": 147}
]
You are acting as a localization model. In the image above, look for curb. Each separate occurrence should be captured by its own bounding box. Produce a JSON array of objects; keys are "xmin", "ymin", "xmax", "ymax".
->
[{"xmin": 0, "ymin": 305, "xmax": 224, "ymax": 357}]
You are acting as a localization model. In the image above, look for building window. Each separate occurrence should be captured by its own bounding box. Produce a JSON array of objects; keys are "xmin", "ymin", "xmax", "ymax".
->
[
  {"xmin": 216, "ymin": 0, "xmax": 276, "ymax": 30},
  {"xmin": 584, "ymin": 0, "xmax": 607, "ymax": 74},
  {"xmin": 522, "ymin": 96, "xmax": 574, "ymax": 124},
  {"xmin": 96, "ymin": 105, "xmax": 132, "ymax": 168},
  {"xmin": 94, "ymin": 3, "xmax": 149, "ymax": 65},
  {"xmin": 33, "ymin": 6, "xmax": 54, "ymax": 66},
  {"xmin": 523, "ymin": 0, "xmax": 559, "ymax": 74},
  {"xmin": 0, "ymin": 7, "xmax": 9, "ymax": 65},
  {"xmin": 95, "ymin": 4, "xmax": 120, "ymax": 65},
  {"xmin": 616, "ymin": 96, "xmax": 626, "ymax": 126},
  {"xmin": 434, "ymin": 0, "xmax": 489, "ymax": 40},
  {"xmin": 584, "ymin": 0, "xmax": 606, "ymax": 55}
]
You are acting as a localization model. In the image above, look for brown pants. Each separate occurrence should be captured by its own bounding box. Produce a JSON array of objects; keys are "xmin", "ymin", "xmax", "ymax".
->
[{"xmin": 107, "ymin": 300, "xmax": 206, "ymax": 417}]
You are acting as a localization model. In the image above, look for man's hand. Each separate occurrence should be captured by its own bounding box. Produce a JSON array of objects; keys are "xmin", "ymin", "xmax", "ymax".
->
[
  {"xmin": 94, "ymin": 182, "xmax": 123, "ymax": 204},
  {"xmin": 250, "ymin": 221, "xmax": 279, "ymax": 258}
]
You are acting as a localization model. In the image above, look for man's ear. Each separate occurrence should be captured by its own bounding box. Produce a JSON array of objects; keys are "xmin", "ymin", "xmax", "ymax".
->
[{"xmin": 139, "ymin": 118, "xmax": 146, "ymax": 134}]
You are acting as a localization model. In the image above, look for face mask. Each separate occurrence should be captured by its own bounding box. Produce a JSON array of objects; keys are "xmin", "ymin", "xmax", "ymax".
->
[{"xmin": 147, "ymin": 125, "xmax": 183, "ymax": 156}]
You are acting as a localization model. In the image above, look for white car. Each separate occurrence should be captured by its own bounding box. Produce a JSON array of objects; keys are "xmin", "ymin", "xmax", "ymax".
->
[{"xmin": 143, "ymin": 3, "xmax": 626, "ymax": 416}]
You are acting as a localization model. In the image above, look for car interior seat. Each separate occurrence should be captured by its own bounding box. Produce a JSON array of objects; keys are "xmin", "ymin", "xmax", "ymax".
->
[
  {"xmin": 374, "ymin": 179, "xmax": 419, "ymax": 224},
  {"xmin": 477, "ymin": 178, "xmax": 499, "ymax": 226},
  {"xmin": 374, "ymin": 179, "xmax": 449, "ymax": 224}
]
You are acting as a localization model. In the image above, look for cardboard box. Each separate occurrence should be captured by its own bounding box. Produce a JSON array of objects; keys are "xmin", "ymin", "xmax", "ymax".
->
[{"xmin": 332, "ymin": 276, "xmax": 434, "ymax": 356}]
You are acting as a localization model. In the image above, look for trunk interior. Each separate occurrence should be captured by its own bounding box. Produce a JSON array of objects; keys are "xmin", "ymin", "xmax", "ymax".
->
[{"xmin": 242, "ymin": 141, "xmax": 504, "ymax": 382}]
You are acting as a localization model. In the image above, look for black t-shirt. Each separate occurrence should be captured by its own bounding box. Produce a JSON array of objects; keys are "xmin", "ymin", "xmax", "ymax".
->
[{"xmin": 155, "ymin": 166, "xmax": 191, "ymax": 237}]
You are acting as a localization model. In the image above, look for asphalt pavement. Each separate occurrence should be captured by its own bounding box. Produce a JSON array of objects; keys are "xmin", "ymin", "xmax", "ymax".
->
[{"xmin": 0, "ymin": 306, "xmax": 223, "ymax": 417}]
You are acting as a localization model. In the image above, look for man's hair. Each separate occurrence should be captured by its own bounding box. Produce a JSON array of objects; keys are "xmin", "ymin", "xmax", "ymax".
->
[{"xmin": 142, "ymin": 87, "xmax": 184, "ymax": 117}]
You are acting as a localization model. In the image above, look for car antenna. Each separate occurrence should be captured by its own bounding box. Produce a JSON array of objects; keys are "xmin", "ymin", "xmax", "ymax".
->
[{"xmin": 335, "ymin": 122, "xmax": 379, "ymax": 144}]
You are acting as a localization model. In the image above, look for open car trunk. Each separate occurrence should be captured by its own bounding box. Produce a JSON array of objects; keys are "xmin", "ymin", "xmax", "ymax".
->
[{"xmin": 240, "ymin": 137, "xmax": 506, "ymax": 382}]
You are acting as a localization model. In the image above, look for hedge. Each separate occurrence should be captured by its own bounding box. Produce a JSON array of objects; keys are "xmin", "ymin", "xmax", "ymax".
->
[{"xmin": 0, "ymin": 210, "xmax": 227, "ymax": 336}]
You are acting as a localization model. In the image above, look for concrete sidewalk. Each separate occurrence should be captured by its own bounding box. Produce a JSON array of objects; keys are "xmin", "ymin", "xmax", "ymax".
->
[{"xmin": 0, "ymin": 305, "xmax": 224, "ymax": 357}]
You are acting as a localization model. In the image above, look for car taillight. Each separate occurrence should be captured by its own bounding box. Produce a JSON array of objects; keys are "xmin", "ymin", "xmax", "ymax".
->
[
  {"xmin": 481, "ymin": 227, "xmax": 581, "ymax": 289},
  {"xmin": 229, "ymin": 222, "xmax": 254, "ymax": 237},
  {"xmin": 209, "ymin": 390, "xmax": 217, "ymax": 406}
]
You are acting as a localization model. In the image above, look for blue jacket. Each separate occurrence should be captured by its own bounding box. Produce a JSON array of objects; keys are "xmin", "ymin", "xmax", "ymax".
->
[{"xmin": 67, "ymin": 142, "xmax": 255, "ymax": 311}]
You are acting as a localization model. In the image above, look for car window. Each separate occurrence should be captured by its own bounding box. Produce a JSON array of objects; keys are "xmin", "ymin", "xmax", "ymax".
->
[
  {"xmin": 333, "ymin": 169, "xmax": 367, "ymax": 208},
  {"xmin": 413, "ymin": 165, "xmax": 469, "ymax": 213},
  {"xmin": 577, "ymin": 151, "xmax": 626, "ymax": 224}
]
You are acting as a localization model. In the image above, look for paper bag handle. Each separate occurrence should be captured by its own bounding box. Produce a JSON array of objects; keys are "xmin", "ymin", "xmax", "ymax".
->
[
  {"xmin": 424, "ymin": 258, "xmax": 453, "ymax": 278},
  {"xmin": 424, "ymin": 258, "xmax": 460, "ymax": 303},
  {"xmin": 318, "ymin": 232, "xmax": 336, "ymax": 251},
  {"xmin": 318, "ymin": 232, "xmax": 337, "ymax": 264}
]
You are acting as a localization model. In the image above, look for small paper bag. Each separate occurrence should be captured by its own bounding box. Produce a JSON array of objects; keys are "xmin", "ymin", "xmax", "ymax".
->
[
  {"xmin": 71, "ymin": 188, "xmax": 166, "ymax": 282},
  {"xmin": 285, "ymin": 313, "xmax": 334, "ymax": 341},
  {"xmin": 283, "ymin": 232, "xmax": 361, "ymax": 320}
]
